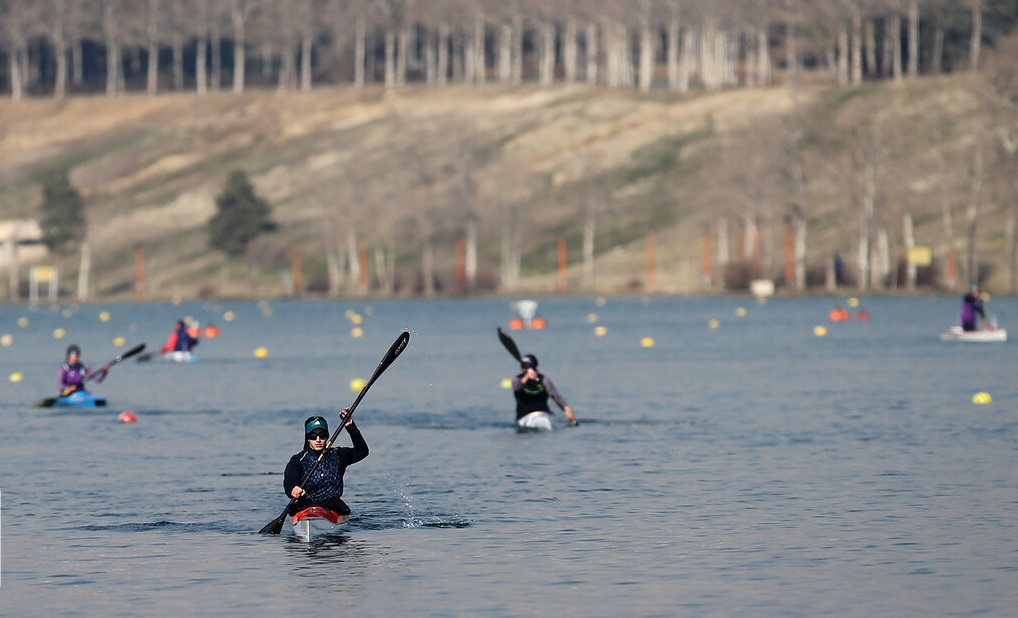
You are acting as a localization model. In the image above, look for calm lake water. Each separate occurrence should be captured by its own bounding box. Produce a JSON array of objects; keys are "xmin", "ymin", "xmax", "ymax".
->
[{"xmin": 1, "ymin": 295, "xmax": 1016, "ymax": 616}]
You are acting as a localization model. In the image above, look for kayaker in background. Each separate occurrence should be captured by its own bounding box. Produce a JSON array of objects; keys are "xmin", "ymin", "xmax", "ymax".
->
[
  {"xmin": 513, "ymin": 354, "xmax": 576, "ymax": 425},
  {"xmin": 959, "ymin": 285, "xmax": 989, "ymax": 331},
  {"xmin": 159, "ymin": 319, "xmax": 198, "ymax": 354},
  {"xmin": 58, "ymin": 344, "xmax": 108, "ymax": 396},
  {"xmin": 284, "ymin": 410, "xmax": 368, "ymax": 516}
]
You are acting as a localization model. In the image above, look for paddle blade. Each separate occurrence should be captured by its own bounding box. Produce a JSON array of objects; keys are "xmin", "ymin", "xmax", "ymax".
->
[
  {"xmin": 259, "ymin": 512, "xmax": 287, "ymax": 535},
  {"xmin": 34, "ymin": 397, "xmax": 57, "ymax": 409},
  {"xmin": 116, "ymin": 343, "xmax": 146, "ymax": 363},
  {"xmin": 497, "ymin": 327, "xmax": 523, "ymax": 363}
]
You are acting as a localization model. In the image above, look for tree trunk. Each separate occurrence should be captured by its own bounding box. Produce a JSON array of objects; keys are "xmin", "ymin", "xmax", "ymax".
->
[
  {"xmin": 231, "ymin": 2, "xmax": 247, "ymax": 93},
  {"xmin": 851, "ymin": 9, "xmax": 862, "ymax": 85},
  {"xmin": 466, "ymin": 221, "xmax": 477, "ymax": 291},
  {"xmin": 667, "ymin": 20, "xmax": 679, "ymax": 90},
  {"xmin": 473, "ymin": 10, "xmax": 485, "ymax": 85},
  {"xmin": 173, "ymin": 33, "xmax": 184, "ymax": 90},
  {"xmin": 903, "ymin": 211, "xmax": 917, "ymax": 289},
  {"xmin": 300, "ymin": 31, "xmax": 313, "ymax": 91},
  {"xmin": 564, "ymin": 18, "xmax": 578, "ymax": 84},
  {"xmin": 757, "ymin": 28, "xmax": 770, "ymax": 87},
  {"xmin": 638, "ymin": 11, "xmax": 653, "ymax": 92},
  {"xmin": 346, "ymin": 229, "xmax": 359, "ymax": 293},
  {"xmin": 354, "ymin": 14, "xmax": 366, "ymax": 87},
  {"xmin": 539, "ymin": 22, "xmax": 555, "ymax": 86},
  {"xmin": 837, "ymin": 24, "xmax": 849, "ymax": 85},
  {"xmin": 384, "ymin": 29, "xmax": 396, "ymax": 91},
  {"xmin": 498, "ymin": 22, "xmax": 511, "ymax": 83},
  {"xmin": 512, "ymin": 16, "xmax": 523, "ymax": 84},
  {"xmin": 864, "ymin": 19, "xmax": 876, "ymax": 78},
  {"xmin": 103, "ymin": 0, "xmax": 120, "ymax": 96},
  {"xmin": 931, "ymin": 27, "xmax": 944, "ymax": 74},
  {"xmin": 907, "ymin": 0, "xmax": 919, "ymax": 77},
  {"xmin": 969, "ymin": 0, "xmax": 983, "ymax": 71},
  {"xmin": 438, "ymin": 22, "xmax": 450, "ymax": 86},
  {"xmin": 890, "ymin": 15, "xmax": 903, "ymax": 80},
  {"xmin": 397, "ymin": 23, "xmax": 408, "ymax": 87},
  {"xmin": 586, "ymin": 22, "xmax": 598, "ymax": 85}
]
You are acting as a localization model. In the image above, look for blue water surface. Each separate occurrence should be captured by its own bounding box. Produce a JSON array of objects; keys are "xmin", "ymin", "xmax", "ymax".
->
[{"xmin": 1, "ymin": 295, "xmax": 1015, "ymax": 616}]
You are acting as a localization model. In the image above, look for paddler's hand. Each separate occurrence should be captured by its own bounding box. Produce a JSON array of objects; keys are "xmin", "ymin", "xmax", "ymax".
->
[
  {"xmin": 563, "ymin": 405, "xmax": 576, "ymax": 423},
  {"xmin": 522, "ymin": 368, "xmax": 539, "ymax": 383},
  {"xmin": 61, "ymin": 386, "xmax": 75, "ymax": 396},
  {"xmin": 339, "ymin": 407, "xmax": 354, "ymax": 427},
  {"xmin": 290, "ymin": 486, "xmax": 305, "ymax": 499}
]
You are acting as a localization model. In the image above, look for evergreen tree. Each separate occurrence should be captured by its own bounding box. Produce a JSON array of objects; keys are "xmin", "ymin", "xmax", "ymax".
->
[
  {"xmin": 39, "ymin": 167, "xmax": 86, "ymax": 256},
  {"xmin": 208, "ymin": 170, "xmax": 275, "ymax": 257}
]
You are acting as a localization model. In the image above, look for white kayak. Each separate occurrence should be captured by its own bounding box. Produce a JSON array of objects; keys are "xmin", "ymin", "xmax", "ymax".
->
[
  {"xmin": 163, "ymin": 350, "xmax": 198, "ymax": 363},
  {"xmin": 940, "ymin": 326, "xmax": 1007, "ymax": 342},
  {"xmin": 290, "ymin": 506, "xmax": 349, "ymax": 542},
  {"xmin": 516, "ymin": 411, "xmax": 554, "ymax": 432}
]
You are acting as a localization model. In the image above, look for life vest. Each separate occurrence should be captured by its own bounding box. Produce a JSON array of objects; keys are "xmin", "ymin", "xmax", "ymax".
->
[{"xmin": 514, "ymin": 374, "xmax": 550, "ymax": 419}]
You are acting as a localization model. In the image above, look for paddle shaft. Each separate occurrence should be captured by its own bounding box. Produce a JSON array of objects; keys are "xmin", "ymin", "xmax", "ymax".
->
[{"xmin": 260, "ymin": 330, "xmax": 411, "ymax": 535}]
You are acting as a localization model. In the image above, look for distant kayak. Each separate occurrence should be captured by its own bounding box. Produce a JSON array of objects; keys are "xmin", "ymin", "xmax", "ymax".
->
[
  {"xmin": 36, "ymin": 390, "xmax": 107, "ymax": 409},
  {"xmin": 163, "ymin": 350, "xmax": 198, "ymax": 363},
  {"xmin": 940, "ymin": 326, "xmax": 1007, "ymax": 343},
  {"xmin": 290, "ymin": 506, "xmax": 349, "ymax": 542},
  {"xmin": 516, "ymin": 411, "xmax": 554, "ymax": 432}
]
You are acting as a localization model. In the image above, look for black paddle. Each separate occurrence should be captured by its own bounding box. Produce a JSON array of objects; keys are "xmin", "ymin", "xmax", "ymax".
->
[
  {"xmin": 497, "ymin": 327, "xmax": 578, "ymax": 426},
  {"xmin": 259, "ymin": 330, "xmax": 411, "ymax": 535},
  {"xmin": 34, "ymin": 343, "xmax": 147, "ymax": 408}
]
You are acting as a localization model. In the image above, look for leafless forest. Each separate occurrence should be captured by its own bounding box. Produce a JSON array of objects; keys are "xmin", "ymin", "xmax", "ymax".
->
[
  {"xmin": 1, "ymin": 1, "xmax": 1017, "ymax": 300},
  {"xmin": 2, "ymin": 1, "xmax": 1012, "ymax": 98}
]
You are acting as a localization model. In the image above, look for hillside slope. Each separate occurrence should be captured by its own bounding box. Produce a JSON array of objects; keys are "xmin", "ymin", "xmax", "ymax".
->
[{"xmin": 0, "ymin": 76, "xmax": 1012, "ymax": 300}]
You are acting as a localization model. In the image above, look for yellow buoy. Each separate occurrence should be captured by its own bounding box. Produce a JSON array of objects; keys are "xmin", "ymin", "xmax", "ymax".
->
[
  {"xmin": 735, "ymin": 307, "xmax": 747, "ymax": 317},
  {"xmin": 223, "ymin": 310, "xmax": 236, "ymax": 322},
  {"xmin": 113, "ymin": 336, "xmax": 126, "ymax": 347},
  {"xmin": 99, "ymin": 311, "xmax": 111, "ymax": 322},
  {"xmin": 708, "ymin": 319, "xmax": 720, "ymax": 329},
  {"xmin": 972, "ymin": 392, "xmax": 992, "ymax": 404},
  {"xmin": 587, "ymin": 313, "xmax": 598, "ymax": 323},
  {"xmin": 596, "ymin": 297, "xmax": 607, "ymax": 307},
  {"xmin": 640, "ymin": 337, "xmax": 655, "ymax": 348},
  {"xmin": 53, "ymin": 328, "xmax": 66, "ymax": 339},
  {"xmin": 253, "ymin": 347, "xmax": 269, "ymax": 358},
  {"xmin": 17, "ymin": 317, "xmax": 29, "ymax": 327},
  {"xmin": 594, "ymin": 325, "xmax": 608, "ymax": 337},
  {"xmin": 848, "ymin": 297, "xmax": 860, "ymax": 308},
  {"xmin": 351, "ymin": 327, "xmax": 364, "ymax": 338},
  {"xmin": 350, "ymin": 377, "xmax": 366, "ymax": 392},
  {"xmin": 1, "ymin": 334, "xmax": 12, "ymax": 347},
  {"xmin": 350, "ymin": 313, "xmax": 363, "ymax": 325},
  {"xmin": 9, "ymin": 371, "xmax": 23, "ymax": 383},
  {"xmin": 500, "ymin": 378, "xmax": 512, "ymax": 389},
  {"xmin": 814, "ymin": 325, "xmax": 828, "ymax": 337}
]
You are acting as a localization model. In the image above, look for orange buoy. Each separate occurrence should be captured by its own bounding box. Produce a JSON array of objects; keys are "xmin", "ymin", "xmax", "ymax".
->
[
  {"xmin": 508, "ymin": 317, "xmax": 526, "ymax": 330},
  {"xmin": 829, "ymin": 307, "xmax": 849, "ymax": 321},
  {"xmin": 854, "ymin": 309, "xmax": 870, "ymax": 321},
  {"xmin": 118, "ymin": 411, "xmax": 137, "ymax": 423},
  {"xmin": 530, "ymin": 316, "xmax": 547, "ymax": 330},
  {"xmin": 203, "ymin": 324, "xmax": 221, "ymax": 338}
]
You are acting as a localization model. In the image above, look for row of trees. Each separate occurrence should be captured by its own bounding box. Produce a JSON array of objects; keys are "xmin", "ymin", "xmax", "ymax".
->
[{"xmin": 2, "ymin": 0, "xmax": 1014, "ymax": 99}]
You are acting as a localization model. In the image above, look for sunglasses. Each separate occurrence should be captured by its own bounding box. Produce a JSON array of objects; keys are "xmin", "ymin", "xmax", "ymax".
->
[{"xmin": 306, "ymin": 432, "xmax": 328, "ymax": 440}]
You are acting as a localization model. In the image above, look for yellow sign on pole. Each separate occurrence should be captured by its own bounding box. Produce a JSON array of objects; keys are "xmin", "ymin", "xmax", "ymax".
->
[{"xmin": 908, "ymin": 246, "xmax": 932, "ymax": 267}]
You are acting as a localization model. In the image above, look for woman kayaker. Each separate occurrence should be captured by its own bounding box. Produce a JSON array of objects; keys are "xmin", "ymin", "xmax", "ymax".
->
[
  {"xmin": 512, "ymin": 354, "xmax": 576, "ymax": 425},
  {"xmin": 283, "ymin": 409, "xmax": 368, "ymax": 516},
  {"xmin": 58, "ymin": 344, "xmax": 108, "ymax": 396}
]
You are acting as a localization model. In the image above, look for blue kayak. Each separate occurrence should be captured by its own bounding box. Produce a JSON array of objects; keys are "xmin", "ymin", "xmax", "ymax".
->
[{"xmin": 35, "ymin": 390, "xmax": 107, "ymax": 408}]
